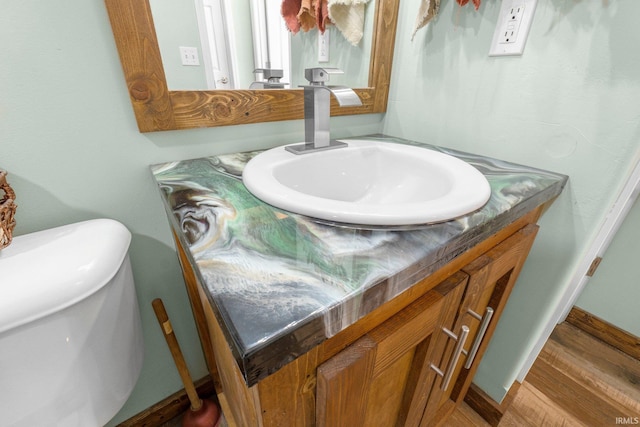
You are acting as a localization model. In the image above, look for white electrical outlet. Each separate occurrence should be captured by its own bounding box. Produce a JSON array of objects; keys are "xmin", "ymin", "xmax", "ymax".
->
[
  {"xmin": 489, "ymin": 0, "xmax": 537, "ymax": 56},
  {"xmin": 499, "ymin": 5, "xmax": 524, "ymax": 44},
  {"xmin": 318, "ymin": 31, "xmax": 330, "ymax": 63},
  {"xmin": 179, "ymin": 46, "xmax": 200, "ymax": 66}
]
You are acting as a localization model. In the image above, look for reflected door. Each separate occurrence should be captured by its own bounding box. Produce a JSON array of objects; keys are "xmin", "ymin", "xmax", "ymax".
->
[{"xmin": 196, "ymin": 0, "xmax": 234, "ymax": 89}]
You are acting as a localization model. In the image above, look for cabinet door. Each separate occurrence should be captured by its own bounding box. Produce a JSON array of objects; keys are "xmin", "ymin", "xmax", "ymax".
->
[
  {"xmin": 421, "ymin": 224, "xmax": 540, "ymax": 424},
  {"xmin": 315, "ymin": 272, "xmax": 469, "ymax": 427}
]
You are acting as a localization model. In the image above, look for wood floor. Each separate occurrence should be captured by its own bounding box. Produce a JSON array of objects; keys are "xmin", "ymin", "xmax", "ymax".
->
[
  {"xmin": 157, "ymin": 322, "xmax": 639, "ymax": 427},
  {"xmin": 445, "ymin": 322, "xmax": 640, "ymax": 426}
]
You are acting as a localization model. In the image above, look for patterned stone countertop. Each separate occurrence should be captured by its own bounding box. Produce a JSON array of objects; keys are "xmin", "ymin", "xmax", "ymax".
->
[{"xmin": 151, "ymin": 135, "xmax": 568, "ymax": 386}]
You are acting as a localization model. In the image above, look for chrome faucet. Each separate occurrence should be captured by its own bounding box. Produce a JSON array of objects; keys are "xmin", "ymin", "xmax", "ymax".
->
[
  {"xmin": 249, "ymin": 68, "xmax": 288, "ymax": 89},
  {"xmin": 285, "ymin": 68, "xmax": 363, "ymax": 155}
]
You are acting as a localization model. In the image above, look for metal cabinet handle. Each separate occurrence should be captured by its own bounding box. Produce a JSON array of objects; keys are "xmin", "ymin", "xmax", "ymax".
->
[
  {"xmin": 430, "ymin": 325, "xmax": 470, "ymax": 390},
  {"xmin": 464, "ymin": 307, "xmax": 494, "ymax": 369}
]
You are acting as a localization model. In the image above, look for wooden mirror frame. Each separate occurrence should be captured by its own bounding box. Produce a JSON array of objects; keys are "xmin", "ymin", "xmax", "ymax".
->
[{"xmin": 105, "ymin": 0, "xmax": 400, "ymax": 132}]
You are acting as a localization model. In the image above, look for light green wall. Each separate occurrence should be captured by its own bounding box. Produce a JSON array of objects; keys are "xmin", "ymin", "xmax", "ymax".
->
[
  {"xmin": 575, "ymin": 197, "xmax": 640, "ymax": 337},
  {"xmin": 4, "ymin": 0, "xmax": 639, "ymax": 422},
  {"xmin": 386, "ymin": 0, "xmax": 640, "ymax": 401},
  {"xmin": 0, "ymin": 1, "xmax": 382, "ymax": 425}
]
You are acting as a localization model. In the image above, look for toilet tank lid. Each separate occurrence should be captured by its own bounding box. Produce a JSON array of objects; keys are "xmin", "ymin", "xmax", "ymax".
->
[{"xmin": 0, "ymin": 219, "xmax": 132, "ymax": 334}]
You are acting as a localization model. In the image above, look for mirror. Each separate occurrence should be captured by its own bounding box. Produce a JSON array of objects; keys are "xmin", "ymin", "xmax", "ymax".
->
[
  {"xmin": 105, "ymin": 0, "xmax": 399, "ymax": 132},
  {"xmin": 149, "ymin": 0, "xmax": 375, "ymax": 91}
]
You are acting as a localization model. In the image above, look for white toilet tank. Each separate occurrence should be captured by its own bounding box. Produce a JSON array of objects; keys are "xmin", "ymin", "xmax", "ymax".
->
[{"xmin": 0, "ymin": 219, "xmax": 144, "ymax": 427}]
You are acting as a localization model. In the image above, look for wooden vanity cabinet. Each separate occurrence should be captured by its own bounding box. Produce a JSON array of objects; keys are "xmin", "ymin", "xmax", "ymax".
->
[
  {"xmin": 316, "ymin": 271, "xmax": 469, "ymax": 427},
  {"xmin": 418, "ymin": 223, "xmax": 539, "ymax": 426},
  {"xmin": 326, "ymin": 223, "xmax": 539, "ymax": 427},
  {"xmin": 175, "ymin": 216, "xmax": 541, "ymax": 427}
]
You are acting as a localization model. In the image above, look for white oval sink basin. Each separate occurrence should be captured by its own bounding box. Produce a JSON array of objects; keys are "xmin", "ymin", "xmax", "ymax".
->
[{"xmin": 242, "ymin": 140, "xmax": 491, "ymax": 226}]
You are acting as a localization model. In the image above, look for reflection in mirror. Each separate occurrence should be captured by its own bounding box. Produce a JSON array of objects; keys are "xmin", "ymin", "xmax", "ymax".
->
[
  {"xmin": 288, "ymin": 2, "xmax": 374, "ymax": 89},
  {"xmin": 249, "ymin": 0, "xmax": 291, "ymax": 89},
  {"xmin": 195, "ymin": 0, "xmax": 238, "ymax": 90},
  {"xmin": 105, "ymin": 0, "xmax": 398, "ymax": 131},
  {"xmin": 150, "ymin": 0, "xmax": 374, "ymax": 90}
]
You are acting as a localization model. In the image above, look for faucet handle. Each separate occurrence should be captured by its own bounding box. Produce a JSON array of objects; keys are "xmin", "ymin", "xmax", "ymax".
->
[{"xmin": 304, "ymin": 67, "xmax": 344, "ymax": 85}]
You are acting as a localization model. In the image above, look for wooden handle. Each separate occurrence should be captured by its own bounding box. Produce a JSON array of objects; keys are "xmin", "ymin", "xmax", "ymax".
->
[{"xmin": 152, "ymin": 298, "xmax": 202, "ymax": 411}]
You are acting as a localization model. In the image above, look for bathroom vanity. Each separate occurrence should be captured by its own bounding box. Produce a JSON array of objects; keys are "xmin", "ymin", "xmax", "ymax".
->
[{"xmin": 151, "ymin": 135, "xmax": 567, "ymax": 426}]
